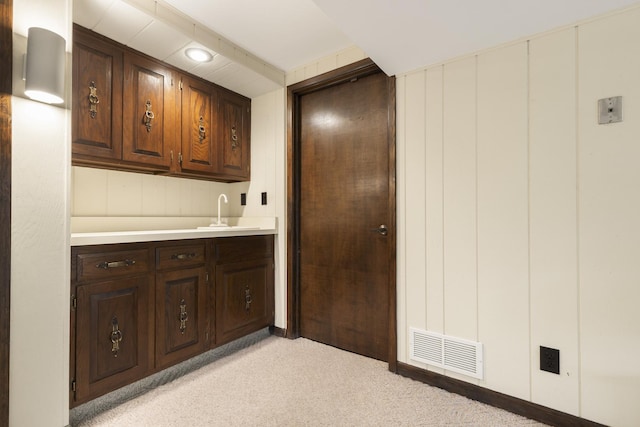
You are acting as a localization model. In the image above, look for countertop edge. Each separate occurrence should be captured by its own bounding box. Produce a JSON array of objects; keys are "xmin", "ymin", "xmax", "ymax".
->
[{"xmin": 70, "ymin": 228, "xmax": 277, "ymax": 246}]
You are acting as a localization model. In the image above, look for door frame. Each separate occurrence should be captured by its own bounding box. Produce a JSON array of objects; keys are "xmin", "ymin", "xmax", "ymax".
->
[
  {"xmin": 286, "ymin": 58, "xmax": 397, "ymax": 371},
  {"xmin": 0, "ymin": 0, "xmax": 12, "ymax": 423}
]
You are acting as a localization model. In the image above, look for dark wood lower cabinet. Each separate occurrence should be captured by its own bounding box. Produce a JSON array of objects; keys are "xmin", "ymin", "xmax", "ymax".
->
[
  {"xmin": 215, "ymin": 258, "xmax": 274, "ymax": 346},
  {"xmin": 70, "ymin": 235, "xmax": 274, "ymax": 407},
  {"xmin": 155, "ymin": 267, "xmax": 207, "ymax": 369},
  {"xmin": 74, "ymin": 275, "xmax": 153, "ymax": 405}
]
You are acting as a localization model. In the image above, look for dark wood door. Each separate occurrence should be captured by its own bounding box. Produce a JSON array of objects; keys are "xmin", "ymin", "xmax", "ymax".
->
[
  {"xmin": 74, "ymin": 275, "xmax": 152, "ymax": 405},
  {"xmin": 123, "ymin": 51, "xmax": 176, "ymax": 169},
  {"xmin": 179, "ymin": 75, "xmax": 218, "ymax": 175},
  {"xmin": 298, "ymin": 70, "xmax": 393, "ymax": 361},
  {"xmin": 156, "ymin": 267, "xmax": 207, "ymax": 369}
]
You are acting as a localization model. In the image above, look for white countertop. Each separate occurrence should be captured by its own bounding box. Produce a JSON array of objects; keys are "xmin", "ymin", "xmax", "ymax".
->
[{"xmin": 70, "ymin": 217, "xmax": 277, "ymax": 246}]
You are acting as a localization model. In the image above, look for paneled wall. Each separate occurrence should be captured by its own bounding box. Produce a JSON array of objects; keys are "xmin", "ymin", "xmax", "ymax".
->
[
  {"xmin": 11, "ymin": 1, "xmax": 72, "ymax": 425},
  {"xmin": 397, "ymin": 7, "xmax": 640, "ymax": 426}
]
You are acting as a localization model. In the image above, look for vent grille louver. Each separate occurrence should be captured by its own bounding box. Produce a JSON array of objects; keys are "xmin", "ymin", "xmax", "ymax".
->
[{"xmin": 410, "ymin": 328, "xmax": 483, "ymax": 380}]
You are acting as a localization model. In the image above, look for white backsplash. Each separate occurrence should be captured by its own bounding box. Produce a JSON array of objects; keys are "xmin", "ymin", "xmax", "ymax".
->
[{"xmin": 72, "ymin": 166, "xmax": 247, "ymax": 218}]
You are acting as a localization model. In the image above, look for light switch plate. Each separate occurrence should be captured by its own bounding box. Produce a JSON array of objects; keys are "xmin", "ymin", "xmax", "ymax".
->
[{"xmin": 598, "ymin": 96, "xmax": 623, "ymax": 124}]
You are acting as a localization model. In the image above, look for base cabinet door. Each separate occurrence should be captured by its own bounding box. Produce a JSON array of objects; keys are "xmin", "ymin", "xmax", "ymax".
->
[
  {"xmin": 74, "ymin": 275, "xmax": 153, "ymax": 405},
  {"xmin": 215, "ymin": 259, "xmax": 274, "ymax": 346},
  {"xmin": 156, "ymin": 267, "xmax": 208, "ymax": 369}
]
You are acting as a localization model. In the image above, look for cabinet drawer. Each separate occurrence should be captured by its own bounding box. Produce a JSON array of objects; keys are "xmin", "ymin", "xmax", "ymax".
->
[
  {"xmin": 75, "ymin": 249, "xmax": 150, "ymax": 282},
  {"xmin": 213, "ymin": 235, "xmax": 273, "ymax": 264},
  {"xmin": 156, "ymin": 243, "xmax": 206, "ymax": 270}
]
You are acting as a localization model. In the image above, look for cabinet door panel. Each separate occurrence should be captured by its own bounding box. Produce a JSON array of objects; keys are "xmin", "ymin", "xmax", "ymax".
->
[
  {"xmin": 181, "ymin": 77, "xmax": 218, "ymax": 174},
  {"xmin": 218, "ymin": 90, "xmax": 250, "ymax": 179},
  {"xmin": 75, "ymin": 275, "xmax": 152, "ymax": 404},
  {"xmin": 156, "ymin": 267, "xmax": 207, "ymax": 368},
  {"xmin": 215, "ymin": 259, "xmax": 274, "ymax": 345},
  {"xmin": 72, "ymin": 27, "xmax": 123, "ymax": 159},
  {"xmin": 123, "ymin": 52, "xmax": 176, "ymax": 168}
]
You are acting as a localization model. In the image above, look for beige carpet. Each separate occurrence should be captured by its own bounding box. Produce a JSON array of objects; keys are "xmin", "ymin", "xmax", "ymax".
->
[{"xmin": 74, "ymin": 335, "xmax": 546, "ymax": 426}]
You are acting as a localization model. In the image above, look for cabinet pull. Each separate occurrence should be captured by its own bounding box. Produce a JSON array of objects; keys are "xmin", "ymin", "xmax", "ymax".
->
[
  {"xmin": 143, "ymin": 99, "xmax": 155, "ymax": 132},
  {"xmin": 231, "ymin": 125, "xmax": 239, "ymax": 151},
  {"xmin": 198, "ymin": 116, "xmax": 206, "ymax": 143},
  {"xmin": 95, "ymin": 259, "xmax": 136, "ymax": 269},
  {"xmin": 110, "ymin": 316, "xmax": 123, "ymax": 357},
  {"xmin": 179, "ymin": 299, "xmax": 188, "ymax": 334},
  {"xmin": 244, "ymin": 285, "xmax": 252, "ymax": 311},
  {"xmin": 89, "ymin": 81, "xmax": 99, "ymax": 119},
  {"xmin": 171, "ymin": 252, "xmax": 196, "ymax": 261}
]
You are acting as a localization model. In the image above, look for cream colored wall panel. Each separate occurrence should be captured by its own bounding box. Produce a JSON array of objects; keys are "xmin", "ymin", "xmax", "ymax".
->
[
  {"xmin": 285, "ymin": 46, "xmax": 366, "ymax": 85},
  {"xmin": 528, "ymin": 28, "xmax": 580, "ymax": 416},
  {"xmin": 425, "ymin": 66, "xmax": 445, "ymax": 335},
  {"xmin": 403, "ymin": 71, "xmax": 427, "ymax": 347},
  {"xmin": 165, "ymin": 177, "xmax": 182, "ymax": 216},
  {"xmin": 476, "ymin": 43, "xmax": 529, "ymax": 400},
  {"xmin": 578, "ymin": 8, "xmax": 640, "ymax": 426},
  {"xmin": 73, "ymin": 166, "xmax": 108, "ymax": 215},
  {"xmin": 106, "ymin": 170, "xmax": 143, "ymax": 215},
  {"xmin": 142, "ymin": 174, "xmax": 167, "ymax": 216},
  {"xmin": 11, "ymin": 96, "xmax": 71, "ymax": 427},
  {"xmin": 241, "ymin": 91, "xmax": 280, "ymax": 217},
  {"xmin": 396, "ymin": 75, "xmax": 408, "ymax": 362},
  {"xmin": 442, "ymin": 56, "xmax": 478, "ymax": 348}
]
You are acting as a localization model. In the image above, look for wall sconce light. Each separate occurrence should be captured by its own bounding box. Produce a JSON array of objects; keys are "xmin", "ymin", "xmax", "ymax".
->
[{"xmin": 24, "ymin": 27, "xmax": 66, "ymax": 104}]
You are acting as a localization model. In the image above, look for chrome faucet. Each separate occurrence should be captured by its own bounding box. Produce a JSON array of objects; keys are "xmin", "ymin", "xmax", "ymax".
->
[{"xmin": 216, "ymin": 193, "xmax": 228, "ymax": 226}]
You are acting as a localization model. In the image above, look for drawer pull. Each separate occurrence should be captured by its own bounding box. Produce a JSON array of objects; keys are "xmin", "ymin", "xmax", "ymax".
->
[
  {"xmin": 171, "ymin": 253, "xmax": 196, "ymax": 261},
  {"xmin": 179, "ymin": 299, "xmax": 188, "ymax": 334},
  {"xmin": 95, "ymin": 259, "xmax": 136, "ymax": 269},
  {"xmin": 244, "ymin": 285, "xmax": 252, "ymax": 311},
  {"xmin": 110, "ymin": 316, "xmax": 123, "ymax": 357}
]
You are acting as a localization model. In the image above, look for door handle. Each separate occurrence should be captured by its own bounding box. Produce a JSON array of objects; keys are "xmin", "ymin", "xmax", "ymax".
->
[{"xmin": 371, "ymin": 224, "xmax": 388, "ymax": 236}]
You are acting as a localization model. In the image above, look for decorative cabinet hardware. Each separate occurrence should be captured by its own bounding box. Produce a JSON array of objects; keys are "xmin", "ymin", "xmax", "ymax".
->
[
  {"xmin": 231, "ymin": 125, "xmax": 239, "ymax": 151},
  {"xmin": 171, "ymin": 252, "xmax": 197, "ymax": 261},
  {"xmin": 143, "ymin": 99, "xmax": 155, "ymax": 132},
  {"xmin": 95, "ymin": 259, "xmax": 136, "ymax": 269},
  {"xmin": 89, "ymin": 81, "xmax": 99, "ymax": 118},
  {"xmin": 110, "ymin": 316, "xmax": 123, "ymax": 357},
  {"xmin": 198, "ymin": 116, "xmax": 206, "ymax": 143},
  {"xmin": 179, "ymin": 299, "xmax": 188, "ymax": 334},
  {"xmin": 244, "ymin": 285, "xmax": 252, "ymax": 311}
]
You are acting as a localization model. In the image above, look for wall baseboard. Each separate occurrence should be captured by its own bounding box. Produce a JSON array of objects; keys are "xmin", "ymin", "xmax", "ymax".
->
[
  {"xmin": 396, "ymin": 362, "xmax": 607, "ymax": 427},
  {"xmin": 269, "ymin": 326, "xmax": 286, "ymax": 338}
]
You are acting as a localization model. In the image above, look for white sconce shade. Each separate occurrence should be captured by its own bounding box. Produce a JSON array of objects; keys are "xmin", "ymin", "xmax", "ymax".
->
[{"xmin": 25, "ymin": 27, "xmax": 66, "ymax": 104}]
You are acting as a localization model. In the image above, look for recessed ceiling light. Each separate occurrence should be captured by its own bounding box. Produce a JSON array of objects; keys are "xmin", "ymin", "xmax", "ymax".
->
[{"xmin": 185, "ymin": 47, "xmax": 213, "ymax": 63}]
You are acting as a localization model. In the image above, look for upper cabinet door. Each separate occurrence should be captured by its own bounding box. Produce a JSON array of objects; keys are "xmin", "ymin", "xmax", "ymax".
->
[
  {"xmin": 179, "ymin": 75, "xmax": 218, "ymax": 175},
  {"xmin": 218, "ymin": 90, "xmax": 251, "ymax": 180},
  {"xmin": 72, "ymin": 26, "xmax": 123, "ymax": 160},
  {"xmin": 123, "ymin": 52, "xmax": 177, "ymax": 169}
]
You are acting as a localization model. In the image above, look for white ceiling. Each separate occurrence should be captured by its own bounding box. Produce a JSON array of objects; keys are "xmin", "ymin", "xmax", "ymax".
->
[{"xmin": 74, "ymin": 0, "xmax": 640, "ymax": 98}]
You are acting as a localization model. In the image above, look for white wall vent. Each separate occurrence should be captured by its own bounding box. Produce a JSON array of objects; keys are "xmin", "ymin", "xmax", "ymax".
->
[{"xmin": 410, "ymin": 328, "xmax": 483, "ymax": 380}]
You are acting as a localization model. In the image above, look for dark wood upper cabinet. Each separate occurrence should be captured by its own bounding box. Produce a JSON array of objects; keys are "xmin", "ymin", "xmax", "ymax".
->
[
  {"xmin": 218, "ymin": 89, "xmax": 251, "ymax": 180},
  {"xmin": 72, "ymin": 27, "xmax": 123, "ymax": 161},
  {"xmin": 71, "ymin": 25, "xmax": 251, "ymax": 182},
  {"xmin": 122, "ymin": 52, "xmax": 177, "ymax": 170},
  {"xmin": 178, "ymin": 75, "xmax": 218, "ymax": 175}
]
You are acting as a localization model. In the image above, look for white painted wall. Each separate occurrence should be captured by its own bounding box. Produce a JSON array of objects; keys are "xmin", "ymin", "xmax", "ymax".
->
[
  {"xmin": 397, "ymin": 6, "xmax": 640, "ymax": 427},
  {"xmin": 11, "ymin": 1, "xmax": 72, "ymax": 426}
]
